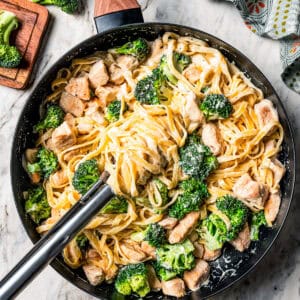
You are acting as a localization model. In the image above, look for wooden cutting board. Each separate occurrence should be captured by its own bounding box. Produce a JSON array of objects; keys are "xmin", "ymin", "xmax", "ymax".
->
[{"xmin": 0, "ymin": 0, "xmax": 49, "ymax": 89}]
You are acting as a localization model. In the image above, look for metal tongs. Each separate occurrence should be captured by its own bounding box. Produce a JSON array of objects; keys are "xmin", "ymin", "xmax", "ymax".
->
[{"xmin": 0, "ymin": 172, "xmax": 115, "ymax": 300}]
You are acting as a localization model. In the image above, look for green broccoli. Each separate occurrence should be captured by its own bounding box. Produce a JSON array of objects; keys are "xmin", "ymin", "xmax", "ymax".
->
[
  {"xmin": 216, "ymin": 195, "xmax": 249, "ymax": 240},
  {"xmin": 72, "ymin": 159, "xmax": 100, "ymax": 195},
  {"xmin": 25, "ymin": 186, "xmax": 51, "ymax": 224},
  {"xmin": 0, "ymin": 10, "xmax": 21, "ymax": 68},
  {"xmin": 152, "ymin": 261, "xmax": 177, "ymax": 281},
  {"xmin": 159, "ymin": 55, "xmax": 178, "ymax": 85},
  {"xmin": 105, "ymin": 100, "xmax": 127, "ymax": 123},
  {"xmin": 34, "ymin": 105, "xmax": 65, "ymax": 132},
  {"xmin": 76, "ymin": 234, "xmax": 89, "ymax": 252},
  {"xmin": 179, "ymin": 133, "xmax": 218, "ymax": 180},
  {"xmin": 101, "ymin": 196, "xmax": 128, "ymax": 214},
  {"xmin": 200, "ymin": 94, "xmax": 233, "ymax": 120},
  {"xmin": 131, "ymin": 223, "xmax": 166, "ymax": 247},
  {"xmin": 114, "ymin": 38, "xmax": 149, "ymax": 61},
  {"xmin": 201, "ymin": 86, "xmax": 210, "ymax": 93},
  {"xmin": 27, "ymin": 147, "xmax": 58, "ymax": 179},
  {"xmin": 197, "ymin": 213, "xmax": 227, "ymax": 250},
  {"xmin": 32, "ymin": 0, "xmax": 79, "ymax": 14},
  {"xmin": 156, "ymin": 239, "xmax": 195, "ymax": 275},
  {"xmin": 168, "ymin": 178, "xmax": 210, "ymax": 219},
  {"xmin": 174, "ymin": 52, "xmax": 191, "ymax": 72},
  {"xmin": 115, "ymin": 263, "xmax": 150, "ymax": 297},
  {"xmin": 250, "ymin": 211, "xmax": 267, "ymax": 241}
]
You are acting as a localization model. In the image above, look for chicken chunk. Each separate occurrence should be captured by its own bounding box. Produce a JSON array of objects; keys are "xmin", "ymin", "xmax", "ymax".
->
[
  {"xmin": 183, "ymin": 259, "xmax": 210, "ymax": 291},
  {"xmin": 202, "ymin": 123, "xmax": 222, "ymax": 156},
  {"xmin": 147, "ymin": 38, "xmax": 163, "ymax": 67},
  {"xmin": 193, "ymin": 242, "xmax": 204, "ymax": 258},
  {"xmin": 65, "ymin": 76, "xmax": 90, "ymax": 101},
  {"xmin": 82, "ymin": 264, "xmax": 104, "ymax": 286},
  {"xmin": 77, "ymin": 122, "xmax": 93, "ymax": 135},
  {"xmin": 59, "ymin": 92, "xmax": 85, "ymax": 117},
  {"xmin": 233, "ymin": 173, "xmax": 269, "ymax": 208},
  {"xmin": 158, "ymin": 217, "xmax": 178, "ymax": 230},
  {"xmin": 202, "ymin": 246, "xmax": 221, "ymax": 261},
  {"xmin": 109, "ymin": 63, "xmax": 125, "ymax": 85},
  {"xmin": 184, "ymin": 92, "xmax": 204, "ymax": 125},
  {"xmin": 51, "ymin": 169, "xmax": 68, "ymax": 186},
  {"xmin": 52, "ymin": 121, "xmax": 77, "ymax": 151},
  {"xmin": 161, "ymin": 278, "xmax": 186, "ymax": 298},
  {"xmin": 254, "ymin": 99, "xmax": 279, "ymax": 128},
  {"xmin": 264, "ymin": 192, "xmax": 281, "ymax": 225},
  {"xmin": 141, "ymin": 241, "xmax": 156, "ymax": 259},
  {"xmin": 168, "ymin": 211, "xmax": 200, "ymax": 244},
  {"xmin": 269, "ymin": 159, "xmax": 286, "ymax": 186},
  {"xmin": 147, "ymin": 265, "xmax": 161, "ymax": 291},
  {"xmin": 229, "ymin": 222, "xmax": 251, "ymax": 252},
  {"xmin": 120, "ymin": 241, "xmax": 147, "ymax": 263},
  {"xmin": 85, "ymin": 101, "xmax": 105, "ymax": 124},
  {"xmin": 88, "ymin": 60, "xmax": 109, "ymax": 89},
  {"xmin": 95, "ymin": 85, "xmax": 119, "ymax": 106},
  {"xmin": 183, "ymin": 64, "xmax": 201, "ymax": 83},
  {"xmin": 117, "ymin": 55, "xmax": 139, "ymax": 70}
]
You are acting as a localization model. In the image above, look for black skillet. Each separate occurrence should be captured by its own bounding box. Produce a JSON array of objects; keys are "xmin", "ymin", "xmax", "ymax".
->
[{"xmin": 6, "ymin": 0, "xmax": 296, "ymax": 299}]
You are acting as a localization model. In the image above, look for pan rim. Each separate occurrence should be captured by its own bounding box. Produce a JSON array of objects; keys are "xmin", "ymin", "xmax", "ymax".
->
[{"xmin": 10, "ymin": 22, "xmax": 296, "ymax": 299}]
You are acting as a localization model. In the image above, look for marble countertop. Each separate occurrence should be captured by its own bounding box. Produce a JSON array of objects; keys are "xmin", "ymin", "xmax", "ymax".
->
[{"xmin": 0, "ymin": 0, "xmax": 299, "ymax": 299}]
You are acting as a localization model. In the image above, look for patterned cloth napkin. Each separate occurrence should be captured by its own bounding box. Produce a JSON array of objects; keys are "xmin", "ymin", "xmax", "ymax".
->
[{"xmin": 226, "ymin": 0, "xmax": 300, "ymax": 93}]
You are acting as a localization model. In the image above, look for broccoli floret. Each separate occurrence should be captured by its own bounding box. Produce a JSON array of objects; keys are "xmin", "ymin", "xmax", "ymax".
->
[
  {"xmin": 201, "ymin": 86, "xmax": 210, "ymax": 93},
  {"xmin": 216, "ymin": 195, "xmax": 249, "ymax": 240},
  {"xmin": 34, "ymin": 105, "xmax": 65, "ymax": 132},
  {"xmin": 27, "ymin": 147, "xmax": 58, "ymax": 179},
  {"xmin": 198, "ymin": 214, "xmax": 227, "ymax": 250},
  {"xmin": 174, "ymin": 52, "xmax": 191, "ymax": 72},
  {"xmin": 115, "ymin": 263, "xmax": 150, "ymax": 297},
  {"xmin": 25, "ymin": 186, "xmax": 51, "ymax": 224},
  {"xmin": 76, "ymin": 234, "xmax": 89, "ymax": 252},
  {"xmin": 200, "ymin": 94, "xmax": 233, "ymax": 120},
  {"xmin": 250, "ymin": 211, "xmax": 267, "ymax": 241},
  {"xmin": 114, "ymin": 38, "xmax": 149, "ymax": 61},
  {"xmin": 72, "ymin": 159, "xmax": 100, "ymax": 195},
  {"xmin": 156, "ymin": 239, "xmax": 195, "ymax": 275},
  {"xmin": 179, "ymin": 133, "xmax": 218, "ymax": 180},
  {"xmin": 152, "ymin": 261, "xmax": 177, "ymax": 281},
  {"xmin": 168, "ymin": 178, "xmax": 210, "ymax": 219},
  {"xmin": 32, "ymin": 0, "xmax": 79, "ymax": 14},
  {"xmin": 105, "ymin": 100, "xmax": 127, "ymax": 123},
  {"xmin": 159, "ymin": 55, "xmax": 178, "ymax": 85},
  {"xmin": 101, "ymin": 196, "xmax": 128, "ymax": 214},
  {"xmin": 0, "ymin": 10, "xmax": 21, "ymax": 68}
]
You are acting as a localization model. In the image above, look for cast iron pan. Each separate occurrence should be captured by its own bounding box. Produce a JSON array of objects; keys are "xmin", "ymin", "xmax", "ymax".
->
[{"xmin": 10, "ymin": 0, "xmax": 296, "ymax": 299}]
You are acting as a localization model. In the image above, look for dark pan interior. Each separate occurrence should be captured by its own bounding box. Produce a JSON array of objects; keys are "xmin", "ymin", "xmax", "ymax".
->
[{"xmin": 11, "ymin": 23, "xmax": 296, "ymax": 299}]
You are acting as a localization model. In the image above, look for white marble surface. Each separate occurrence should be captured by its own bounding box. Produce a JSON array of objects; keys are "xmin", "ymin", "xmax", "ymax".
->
[{"xmin": 0, "ymin": 0, "xmax": 299, "ymax": 299}]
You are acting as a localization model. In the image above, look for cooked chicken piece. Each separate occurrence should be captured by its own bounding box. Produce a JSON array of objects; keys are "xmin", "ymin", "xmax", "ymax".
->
[
  {"xmin": 88, "ymin": 60, "xmax": 109, "ymax": 89},
  {"xmin": 183, "ymin": 259, "xmax": 210, "ymax": 291},
  {"xmin": 264, "ymin": 192, "xmax": 281, "ymax": 225},
  {"xmin": 87, "ymin": 249, "xmax": 100, "ymax": 260},
  {"xmin": 117, "ymin": 55, "xmax": 139, "ymax": 70},
  {"xmin": 161, "ymin": 278, "xmax": 186, "ymax": 298},
  {"xmin": 51, "ymin": 169, "xmax": 68, "ymax": 186},
  {"xmin": 25, "ymin": 148, "xmax": 38, "ymax": 163},
  {"xmin": 52, "ymin": 121, "xmax": 77, "ymax": 151},
  {"xmin": 85, "ymin": 102, "xmax": 105, "ymax": 124},
  {"xmin": 82, "ymin": 264, "xmax": 104, "ymax": 286},
  {"xmin": 147, "ymin": 265, "xmax": 161, "ymax": 291},
  {"xmin": 193, "ymin": 242, "xmax": 204, "ymax": 258},
  {"xmin": 147, "ymin": 38, "xmax": 163, "ymax": 67},
  {"xmin": 64, "ymin": 112, "xmax": 75, "ymax": 125},
  {"xmin": 229, "ymin": 222, "xmax": 251, "ymax": 252},
  {"xmin": 31, "ymin": 172, "xmax": 41, "ymax": 184},
  {"xmin": 141, "ymin": 241, "xmax": 156, "ymax": 259},
  {"xmin": 95, "ymin": 85, "xmax": 119, "ymax": 106},
  {"xmin": 184, "ymin": 92, "xmax": 204, "ymax": 125},
  {"xmin": 77, "ymin": 122, "xmax": 93, "ymax": 135},
  {"xmin": 109, "ymin": 63, "xmax": 125, "ymax": 85},
  {"xmin": 202, "ymin": 246, "xmax": 221, "ymax": 261},
  {"xmin": 202, "ymin": 123, "xmax": 222, "ymax": 156},
  {"xmin": 264, "ymin": 140, "xmax": 276, "ymax": 154},
  {"xmin": 183, "ymin": 64, "xmax": 201, "ymax": 83},
  {"xmin": 158, "ymin": 217, "xmax": 178, "ymax": 230},
  {"xmin": 168, "ymin": 211, "xmax": 200, "ymax": 244},
  {"xmin": 120, "ymin": 241, "xmax": 147, "ymax": 263},
  {"xmin": 254, "ymin": 99, "xmax": 279, "ymax": 128},
  {"xmin": 65, "ymin": 76, "xmax": 90, "ymax": 101},
  {"xmin": 269, "ymin": 159, "xmax": 285, "ymax": 186},
  {"xmin": 59, "ymin": 92, "xmax": 85, "ymax": 117},
  {"xmin": 233, "ymin": 173, "xmax": 269, "ymax": 208}
]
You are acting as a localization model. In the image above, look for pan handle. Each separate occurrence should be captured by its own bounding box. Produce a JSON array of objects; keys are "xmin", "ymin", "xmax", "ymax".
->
[{"xmin": 94, "ymin": 0, "xmax": 144, "ymax": 33}]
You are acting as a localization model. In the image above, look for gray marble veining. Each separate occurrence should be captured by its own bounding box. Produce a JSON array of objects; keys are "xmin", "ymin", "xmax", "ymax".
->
[{"xmin": 0, "ymin": 0, "xmax": 299, "ymax": 299}]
